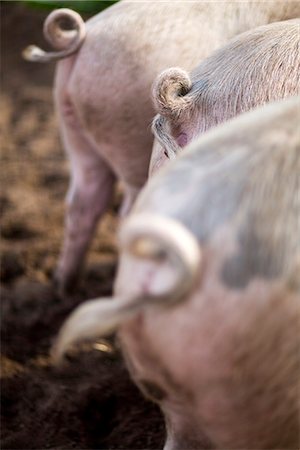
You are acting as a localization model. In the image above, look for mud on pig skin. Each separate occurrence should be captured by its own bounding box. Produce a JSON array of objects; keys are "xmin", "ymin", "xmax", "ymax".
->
[
  {"xmin": 23, "ymin": 1, "xmax": 300, "ymax": 293},
  {"xmin": 53, "ymin": 96, "xmax": 300, "ymax": 449},
  {"xmin": 150, "ymin": 19, "xmax": 300, "ymax": 174}
]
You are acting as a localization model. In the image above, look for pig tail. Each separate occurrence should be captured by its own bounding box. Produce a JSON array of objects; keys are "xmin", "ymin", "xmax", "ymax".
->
[
  {"xmin": 152, "ymin": 67, "xmax": 192, "ymax": 120},
  {"xmin": 121, "ymin": 214, "xmax": 201, "ymax": 305},
  {"xmin": 52, "ymin": 214, "xmax": 201, "ymax": 364},
  {"xmin": 23, "ymin": 8, "xmax": 86, "ymax": 62}
]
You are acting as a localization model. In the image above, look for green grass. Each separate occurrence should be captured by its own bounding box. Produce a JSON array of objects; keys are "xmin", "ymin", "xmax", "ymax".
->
[{"xmin": 24, "ymin": 1, "xmax": 118, "ymax": 13}]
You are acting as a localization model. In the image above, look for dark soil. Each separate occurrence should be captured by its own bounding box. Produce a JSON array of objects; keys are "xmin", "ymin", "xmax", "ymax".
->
[{"xmin": 1, "ymin": 3, "xmax": 165, "ymax": 449}]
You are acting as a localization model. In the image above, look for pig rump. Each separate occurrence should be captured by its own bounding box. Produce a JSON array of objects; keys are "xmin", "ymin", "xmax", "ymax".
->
[
  {"xmin": 152, "ymin": 19, "xmax": 300, "ymax": 160},
  {"xmin": 123, "ymin": 97, "xmax": 300, "ymax": 449},
  {"xmin": 22, "ymin": 8, "xmax": 86, "ymax": 62}
]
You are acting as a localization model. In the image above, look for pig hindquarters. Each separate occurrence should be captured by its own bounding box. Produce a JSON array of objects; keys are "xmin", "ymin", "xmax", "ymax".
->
[
  {"xmin": 150, "ymin": 19, "xmax": 300, "ymax": 174},
  {"xmin": 53, "ymin": 97, "xmax": 300, "ymax": 449}
]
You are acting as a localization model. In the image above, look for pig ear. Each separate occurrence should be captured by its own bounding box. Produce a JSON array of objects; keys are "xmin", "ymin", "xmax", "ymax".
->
[
  {"xmin": 22, "ymin": 8, "xmax": 86, "ymax": 62},
  {"xmin": 152, "ymin": 68, "xmax": 192, "ymax": 120}
]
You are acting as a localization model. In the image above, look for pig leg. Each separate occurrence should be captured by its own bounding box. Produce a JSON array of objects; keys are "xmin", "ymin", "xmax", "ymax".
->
[{"xmin": 54, "ymin": 119, "xmax": 115, "ymax": 294}]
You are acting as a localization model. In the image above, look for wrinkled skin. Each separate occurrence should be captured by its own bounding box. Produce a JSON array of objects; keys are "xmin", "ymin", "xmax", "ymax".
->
[
  {"xmin": 47, "ymin": 0, "xmax": 300, "ymax": 292},
  {"xmin": 117, "ymin": 98, "xmax": 300, "ymax": 449},
  {"xmin": 150, "ymin": 18, "xmax": 300, "ymax": 175}
]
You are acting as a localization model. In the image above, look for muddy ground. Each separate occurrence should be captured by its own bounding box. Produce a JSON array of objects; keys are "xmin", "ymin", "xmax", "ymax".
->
[{"xmin": 1, "ymin": 3, "xmax": 164, "ymax": 449}]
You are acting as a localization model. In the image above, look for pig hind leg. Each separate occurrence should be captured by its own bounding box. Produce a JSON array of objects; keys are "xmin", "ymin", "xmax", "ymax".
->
[{"xmin": 54, "ymin": 107, "xmax": 115, "ymax": 294}]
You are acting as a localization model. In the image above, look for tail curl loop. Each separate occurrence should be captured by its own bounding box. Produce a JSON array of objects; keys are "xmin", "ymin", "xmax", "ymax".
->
[
  {"xmin": 120, "ymin": 214, "xmax": 201, "ymax": 304},
  {"xmin": 152, "ymin": 67, "xmax": 192, "ymax": 120},
  {"xmin": 22, "ymin": 8, "xmax": 86, "ymax": 62}
]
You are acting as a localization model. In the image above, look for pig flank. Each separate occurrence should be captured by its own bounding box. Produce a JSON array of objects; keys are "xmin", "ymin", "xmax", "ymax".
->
[
  {"xmin": 151, "ymin": 19, "xmax": 300, "ymax": 171},
  {"xmin": 53, "ymin": 97, "xmax": 300, "ymax": 448},
  {"xmin": 24, "ymin": 1, "xmax": 300, "ymax": 292}
]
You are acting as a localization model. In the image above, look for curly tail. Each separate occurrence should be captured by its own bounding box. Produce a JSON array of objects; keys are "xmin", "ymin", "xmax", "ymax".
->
[
  {"xmin": 52, "ymin": 214, "xmax": 201, "ymax": 364},
  {"xmin": 22, "ymin": 8, "xmax": 86, "ymax": 62},
  {"xmin": 152, "ymin": 67, "xmax": 192, "ymax": 120}
]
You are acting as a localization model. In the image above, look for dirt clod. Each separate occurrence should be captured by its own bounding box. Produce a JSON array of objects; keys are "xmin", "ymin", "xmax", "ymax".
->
[{"xmin": 0, "ymin": 251, "xmax": 25, "ymax": 282}]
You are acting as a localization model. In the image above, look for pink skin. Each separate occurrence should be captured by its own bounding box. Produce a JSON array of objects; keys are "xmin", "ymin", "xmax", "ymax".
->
[
  {"xmin": 48, "ymin": 1, "xmax": 300, "ymax": 293},
  {"xmin": 149, "ymin": 131, "xmax": 192, "ymax": 176},
  {"xmin": 176, "ymin": 132, "xmax": 188, "ymax": 148}
]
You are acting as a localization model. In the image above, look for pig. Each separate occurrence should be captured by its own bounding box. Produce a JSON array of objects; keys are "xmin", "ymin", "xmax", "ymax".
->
[
  {"xmin": 52, "ymin": 96, "xmax": 300, "ymax": 449},
  {"xmin": 150, "ymin": 19, "xmax": 300, "ymax": 174},
  {"xmin": 23, "ymin": 1, "xmax": 300, "ymax": 293}
]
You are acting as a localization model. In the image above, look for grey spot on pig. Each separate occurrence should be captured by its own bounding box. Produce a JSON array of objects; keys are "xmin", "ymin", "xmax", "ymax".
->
[
  {"xmin": 221, "ymin": 222, "xmax": 282, "ymax": 289},
  {"xmin": 221, "ymin": 139, "xmax": 300, "ymax": 289}
]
